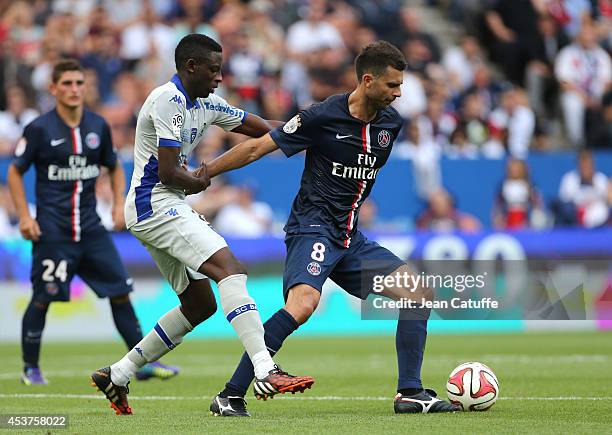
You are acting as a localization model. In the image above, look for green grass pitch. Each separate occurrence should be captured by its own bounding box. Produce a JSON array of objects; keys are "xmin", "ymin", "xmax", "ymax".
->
[{"xmin": 1, "ymin": 331, "xmax": 611, "ymax": 434}]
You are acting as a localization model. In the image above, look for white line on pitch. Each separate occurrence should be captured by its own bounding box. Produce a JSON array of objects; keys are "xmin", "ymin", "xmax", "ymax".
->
[{"xmin": 0, "ymin": 393, "xmax": 610, "ymax": 401}]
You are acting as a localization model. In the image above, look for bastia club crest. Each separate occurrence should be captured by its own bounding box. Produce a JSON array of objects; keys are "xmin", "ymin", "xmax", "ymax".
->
[{"xmin": 283, "ymin": 114, "xmax": 302, "ymax": 134}]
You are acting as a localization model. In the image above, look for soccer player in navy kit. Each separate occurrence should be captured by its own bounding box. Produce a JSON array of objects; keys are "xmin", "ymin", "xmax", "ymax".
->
[
  {"xmin": 206, "ymin": 41, "xmax": 459, "ymax": 415},
  {"xmin": 7, "ymin": 59, "xmax": 177, "ymax": 385}
]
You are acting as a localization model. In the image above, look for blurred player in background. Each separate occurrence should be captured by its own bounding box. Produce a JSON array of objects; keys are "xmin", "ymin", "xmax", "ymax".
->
[
  {"xmin": 91, "ymin": 34, "xmax": 314, "ymax": 415},
  {"xmin": 206, "ymin": 41, "xmax": 459, "ymax": 416},
  {"xmin": 7, "ymin": 59, "xmax": 178, "ymax": 386}
]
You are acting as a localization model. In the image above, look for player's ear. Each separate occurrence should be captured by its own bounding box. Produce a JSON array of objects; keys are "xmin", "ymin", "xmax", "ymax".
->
[
  {"xmin": 185, "ymin": 58, "xmax": 197, "ymax": 74},
  {"xmin": 363, "ymin": 73, "xmax": 374, "ymax": 87}
]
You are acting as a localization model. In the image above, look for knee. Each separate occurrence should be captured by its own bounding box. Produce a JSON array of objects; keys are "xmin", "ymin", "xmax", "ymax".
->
[
  {"xmin": 224, "ymin": 258, "xmax": 247, "ymax": 277},
  {"xmin": 284, "ymin": 287, "xmax": 320, "ymax": 325},
  {"xmin": 32, "ymin": 300, "xmax": 49, "ymax": 311}
]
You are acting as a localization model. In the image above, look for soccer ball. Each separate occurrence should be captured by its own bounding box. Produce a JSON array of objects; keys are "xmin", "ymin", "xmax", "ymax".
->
[{"xmin": 446, "ymin": 362, "xmax": 499, "ymax": 411}]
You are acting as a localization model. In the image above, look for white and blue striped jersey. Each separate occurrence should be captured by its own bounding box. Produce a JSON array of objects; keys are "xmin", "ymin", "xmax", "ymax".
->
[{"xmin": 125, "ymin": 74, "xmax": 247, "ymax": 228}]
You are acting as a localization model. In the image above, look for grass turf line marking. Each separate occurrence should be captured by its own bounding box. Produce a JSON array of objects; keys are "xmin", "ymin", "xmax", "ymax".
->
[{"xmin": 1, "ymin": 393, "xmax": 610, "ymax": 401}]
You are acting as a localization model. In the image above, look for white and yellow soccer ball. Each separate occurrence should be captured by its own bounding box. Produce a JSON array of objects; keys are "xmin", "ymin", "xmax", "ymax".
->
[{"xmin": 446, "ymin": 362, "xmax": 499, "ymax": 411}]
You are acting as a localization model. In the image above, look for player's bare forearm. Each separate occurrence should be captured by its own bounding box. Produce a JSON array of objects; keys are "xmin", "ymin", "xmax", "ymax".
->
[
  {"xmin": 232, "ymin": 113, "xmax": 284, "ymax": 137},
  {"xmin": 157, "ymin": 147, "xmax": 210, "ymax": 194},
  {"xmin": 108, "ymin": 162, "xmax": 126, "ymax": 206},
  {"xmin": 207, "ymin": 133, "xmax": 279, "ymax": 178},
  {"xmin": 7, "ymin": 164, "xmax": 31, "ymax": 219}
]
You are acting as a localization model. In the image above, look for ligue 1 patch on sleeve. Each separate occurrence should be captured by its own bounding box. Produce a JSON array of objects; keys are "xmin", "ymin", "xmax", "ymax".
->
[
  {"xmin": 283, "ymin": 114, "xmax": 301, "ymax": 134},
  {"xmin": 15, "ymin": 137, "xmax": 26, "ymax": 156},
  {"xmin": 171, "ymin": 113, "xmax": 183, "ymax": 138}
]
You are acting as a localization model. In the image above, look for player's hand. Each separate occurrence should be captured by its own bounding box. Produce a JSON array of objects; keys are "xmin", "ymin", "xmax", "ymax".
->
[
  {"xmin": 112, "ymin": 202, "xmax": 126, "ymax": 231},
  {"xmin": 185, "ymin": 162, "xmax": 210, "ymax": 195},
  {"xmin": 19, "ymin": 215, "xmax": 41, "ymax": 241}
]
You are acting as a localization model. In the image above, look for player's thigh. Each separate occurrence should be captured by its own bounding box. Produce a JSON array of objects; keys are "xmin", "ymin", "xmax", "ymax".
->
[
  {"xmin": 140, "ymin": 239, "xmax": 203, "ymax": 296},
  {"xmin": 131, "ymin": 203, "xmax": 227, "ymax": 275},
  {"xmin": 78, "ymin": 232, "xmax": 133, "ymax": 298},
  {"xmin": 30, "ymin": 241, "xmax": 79, "ymax": 302},
  {"xmin": 329, "ymin": 232, "xmax": 405, "ymax": 300},
  {"xmin": 282, "ymin": 234, "xmax": 344, "ymax": 300}
]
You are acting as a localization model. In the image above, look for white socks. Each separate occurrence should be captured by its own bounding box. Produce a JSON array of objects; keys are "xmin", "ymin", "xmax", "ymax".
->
[
  {"xmin": 218, "ymin": 274, "xmax": 275, "ymax": 379},
  {"xmin": 110, "ymin": 306, "xmax": 193, "ymax": 386},
  {"xmin": 110, "ymin": 275, "xmax": 275, "ymax": 385}
]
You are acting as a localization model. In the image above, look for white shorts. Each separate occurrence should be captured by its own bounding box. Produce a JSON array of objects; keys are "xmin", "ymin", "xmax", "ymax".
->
[{"xmin": 129, "ymin": 201, "xmax": 228, "ymax": 295}]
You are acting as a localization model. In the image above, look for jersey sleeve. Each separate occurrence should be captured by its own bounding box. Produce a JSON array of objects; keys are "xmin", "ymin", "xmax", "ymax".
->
[
  {"xmin": 205, "ymin": 94, "xmax": 248, "ymax": 132},
  {"xmin": 152, "ymin": 93, "xmax": 185, "ymax": 148},
  {"xmin": 269, "ymin": 104, "xmax": 320, "ymax": 157},
  {"xmin": 99, "ymin": 120, "xmax": 118, "ymax": 169},
  {"xmin": 12, "ymin": 122, "xmax": 41, "ymax": 173}
]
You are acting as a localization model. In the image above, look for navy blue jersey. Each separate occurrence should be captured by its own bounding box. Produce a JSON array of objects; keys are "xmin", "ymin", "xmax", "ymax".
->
[
  {"xmin": 13, "ymin": 109, "xmax": 117, "ymax": 242},
  {"xmin": 270, "ymin": 93, "xmax": 403, "ymax": 248}
]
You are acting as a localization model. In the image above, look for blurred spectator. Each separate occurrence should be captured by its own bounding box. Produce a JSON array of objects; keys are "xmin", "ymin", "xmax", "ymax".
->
[
  {"xmin": 245, "ymin": 0, "xmax": 285, "ymax": 74},
  {"xmin": 102, "ymin": 0, "xmax": 144, "ymax": 30},
  {"xmin": 0, "ymin": 85, "xmax": 39, "ymax": 155},
  {"xmin": 80, "ymin": 26, "xmax": 125, "ymax": 103},
  {"xmin": 442, "ymin": 34, "xmax": 485, "ymax": 93},
  {"xmin": 172, "ymin": 0, "xmax": 219, "ymax": 44},
  {"xmin": 457, "ymin": 92, "xmax": 490, "ymax": 148},
  {"xmin": 546, "ymin": 0, "xmax": 593, "ymax": 39},
  {"xmin": 119, "ymin": 2, "xmax": 174, "ymax": 66},
  {"xmin": 493, "ymin": 158, "xmax": 546, "ymax": 230},
  {"xmin": 485, "ymin": 0, "xmax": 543, "ymax": 84},
  {"xmin": 394, "ymin": 121, "xmax": 442, "ymax": 200},
  {"xmin": 445, "ymin": 124, "xmax": 479, "ymax": 159},
  {"xmin": 553, "ymin": 150, "xmax": 610, "ymax": 227},
  {"xmin": 526, "ymin": 13, "xmax": 570, "ymax": 120},
  {"xmin": 587, "ymin": 89, "xmax": 612, "ymax": 147},
  {"xmin": 417, "ymin": 96, "xmax": 457, "ymax": 148},
  {"xmin": 459, "ymin": 64, "xmax": 504, "ymax": 118},
  {"xmin": 416, "ymin": 188, "xmax": 482, "ymax": 233},
  {"xmin": 224, "ymin": 30, "xmax": 264, "ymax": 115},
  {"xmin": 3, "ymin": 1, "xmax": 45, "ymax": 67},
  {"xmin": 392, "ymin": 71, "xmax": 427, "ymax": 120},
  {"xmin": 555, "ymin": 25, "xmax": 612, "ymax": 147},
  {"xmin": 489, "ymin": 87, "xmax": 536, "ymax": 158},
  {"xmin": 396, "ymin": 5, "xmax": 441, "ymax": 64},
  {"xmin": 214, "ymin": 183, "xmax": 274, "ymax": 238}
]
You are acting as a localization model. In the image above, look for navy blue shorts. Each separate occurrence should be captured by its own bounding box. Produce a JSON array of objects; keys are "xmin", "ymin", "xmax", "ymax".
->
[
  {"xmin": 283, "ymin": 230, "xmax": 405, "ymax": 300},
  {"xmin": 31, "ymin": 232, "xmax": 133, "ymax": 303}
]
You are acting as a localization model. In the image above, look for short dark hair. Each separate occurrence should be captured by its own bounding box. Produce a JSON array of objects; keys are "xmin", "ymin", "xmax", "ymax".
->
[
  {"xmin": 354, "ymin": 41, "xmax": 406, "ymax": 82},
  {"xmin": 175, "ymin": 34, "xmax": 222, "ymax": 70},
  {"xmin": 52, "ymin": 59, "xmax": 84, "ymax": 83}
]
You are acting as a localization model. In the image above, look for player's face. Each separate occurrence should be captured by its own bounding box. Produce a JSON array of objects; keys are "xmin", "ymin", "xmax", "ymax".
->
[
  {"xmin": 51, "ymin": 70, "xmax": 85, "ymax": 109},
  {"xmin": 364, "ymin": 66, "xmax": 403, "ymax": 110},
  {"xmin": 194, "ymin": 51, "xmax": 223, "ymax": 98}
]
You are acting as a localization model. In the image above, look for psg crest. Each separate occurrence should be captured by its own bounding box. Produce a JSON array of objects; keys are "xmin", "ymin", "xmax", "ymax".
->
[
  {"xmin": 85, "ymin": 132, "xmax": 100, "ymax": 149},
  {"xmin": 307, "ymin": 261, "xmax": 322, "ymax": 276},
  {"xmin": 378, "ymin": 130, "xmax": 391, "ymax": 147}
]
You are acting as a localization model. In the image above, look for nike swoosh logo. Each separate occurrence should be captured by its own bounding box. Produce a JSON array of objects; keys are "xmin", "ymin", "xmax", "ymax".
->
[
  {"xmin": 50, "ymin": 138, "xmax": 66, "ymax": 146},
  {"xmin": 336, "ymin": 134, "xmax": 352, "ymax": 139}
]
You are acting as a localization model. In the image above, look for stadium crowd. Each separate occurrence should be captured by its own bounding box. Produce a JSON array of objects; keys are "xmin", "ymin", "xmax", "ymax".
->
[{"xmin": 0, "ymin": 0, "xmax": 610, "ymax": 238}]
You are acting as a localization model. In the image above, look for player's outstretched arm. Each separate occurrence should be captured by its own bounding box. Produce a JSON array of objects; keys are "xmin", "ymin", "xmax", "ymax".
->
[
  {"xmin": 207, "ymin": 133, "xmax": 279, "ymax": 178},
  {"xmin": 7, "ymin": 163, "xmax": 41, "ymax": 241},
  {"xmin": 231, "ymin": 113, "xmax": 283, "ymax": 138},
  {"xmin": 158, "ymin": 146, "xmax": 211, "ymax": 195}
]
